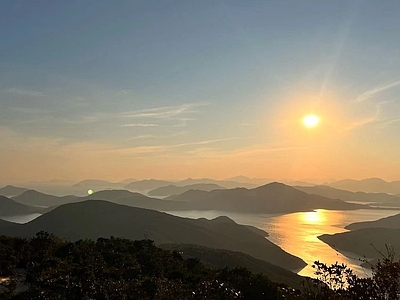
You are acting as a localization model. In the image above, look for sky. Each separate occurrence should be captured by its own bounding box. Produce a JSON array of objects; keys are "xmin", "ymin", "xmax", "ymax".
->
[{"xmin": 1, "ymin": 0, "xmax": 400, "ymax": 183}]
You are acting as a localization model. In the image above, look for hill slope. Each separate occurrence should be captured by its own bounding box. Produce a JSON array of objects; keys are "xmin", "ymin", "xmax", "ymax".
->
[
  {"xmin": 0, "ymin": 195, "xmax": 42, "ymax": 216},
  {"xmin": 160, "ymin": 243, "xmax": 303, "ymax": 288},
  {"xmin": 319, "ymin": 227, "xmax": 400, "ymax": 259},
  {"xmin": 168, "ymin": 182, "xmax": 368, "ymax": 213},
  {"xmin": 82, "ymin": 190, "xmax": 189, "ymax": 210},
  {"xmin": 345, "ymin": 213, "xmax": 400, "ymax": 230},
  {"xmin": 0, "ymin": 200, "xmax": 306, "ymax": 271},
  {"xmin": 12, "ymin": 190, "xmax": 79, "ymax": 207}
]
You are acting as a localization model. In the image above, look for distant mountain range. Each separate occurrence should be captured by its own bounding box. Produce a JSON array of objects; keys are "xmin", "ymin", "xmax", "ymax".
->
[
  {"xmin": 177, "ymin": 178, "xmax": 257, "ymax": 189},
  {"xmin": 9, "ymin": 182, "xmax": 369, "ymax": 214},
  {"xmin": 12, "ymin": 190, "xmax": 80, "ymax": 207},
  {"xmin": 148, "ymin": 183, "xmax": 225, "ymax": 197},
  {"xmin": 295, "ymin": 185, "xmax": 400, "ymax": 207},
  {"xmin": 10, "ymin": 176, "xmax": 400, "ymax": 197},
  {"xmin": 124, "ymin": 179, "xmax": 175, "ymax": 191},
  {"xmin": 0, "ymin": 200, "xmax": 306, "ymax": 271},
  {"xmin": 328, "ymin": 178, "xmax": 400, "ymax": 194},
  {"xmin": 167, "ymin": 182, "xmax": 368, "ymax": 213},
  {"xmin": 223, "ymin": 176, "xmax": 272, "ymax": 185},
  {"xmin": 124, "ymin": 178, "xmax": 257, "ymax": 192},
  {"xmin": 71, "ymin": 179, "xmax": 123, "ymax": 189}
]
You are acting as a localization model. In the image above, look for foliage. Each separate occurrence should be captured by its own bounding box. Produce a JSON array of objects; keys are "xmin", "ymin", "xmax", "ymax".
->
[
  {"xmin": 1, "ymin": 232, "xmax": 400, "ymax": 299},
  {"xmin": 301, "ymin": 245, "xmax": 400, "ymax": 300},
  {"xmin": 0, "ymin": 232, "xmax": 289, "ymax": 299}
]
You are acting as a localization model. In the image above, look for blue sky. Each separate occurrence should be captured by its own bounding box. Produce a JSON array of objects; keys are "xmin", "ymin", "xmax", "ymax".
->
[{"xmin": 1, "ymin": 1, "xmax": 400, "ymax": 182}]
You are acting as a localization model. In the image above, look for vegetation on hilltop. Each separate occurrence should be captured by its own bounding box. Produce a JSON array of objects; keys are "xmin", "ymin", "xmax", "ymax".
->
[
  {"xmin": 0, "ymin": 232, "xmax": 295, "ymax": 299},
  {"xmin": 1, "ymin": 233, "xmax": 400, "ymax": 299}
]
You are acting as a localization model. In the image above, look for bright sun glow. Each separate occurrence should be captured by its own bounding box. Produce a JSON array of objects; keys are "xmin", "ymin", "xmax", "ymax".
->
[
  {"xmin": 87, "ymin": 189, "xmax": 93, "ymax": 195},
  {"xmin": 302, "ymin": 211, "xmax": 325, "ymax": 224},
  {"xmin": 303, "ymin": 114, "xmax": 320, "ymax": 128}
]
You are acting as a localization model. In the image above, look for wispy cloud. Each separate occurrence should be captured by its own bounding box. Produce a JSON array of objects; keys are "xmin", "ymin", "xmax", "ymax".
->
[
  {"xmin": 57, "ymin": 103, "xmax": 206, "ymax": 127},
  {"xmin": 122, "ymin": 123, "xmax": 159, "ymax": 127},
  {"xmin": 342, "ymin": 100, "xmax": 395, "ymax": 134},
  {"xmin": 128, "ymin": 135, "xmax": 157, "ymax": 140},
  {"xmin": 376, "ymin": 117, "xmax": 400, "ymax": 128},
  {"xmin": 5, "ymin": 87, "xmax": 44, "ymax": 97},
  {"xmin": 355, "ymin": 80, "xmax": 400, "ymax": 103},
  {"xmin": 121, "ymin": 103, "xmax": 206, "ymax": 119},
  {"xmin": 108, "ymin": 137, "xmax": 245, "ymax": 157}
]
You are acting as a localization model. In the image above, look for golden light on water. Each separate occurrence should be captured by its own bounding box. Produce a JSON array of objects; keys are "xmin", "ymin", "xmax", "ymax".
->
[
  {"xmin": 302, "ymin": 210, "xmax": 325, "ymax": 224},
  {"xmin": 303, "ymin": 114, "xmax": 320, "ymax": 128}
]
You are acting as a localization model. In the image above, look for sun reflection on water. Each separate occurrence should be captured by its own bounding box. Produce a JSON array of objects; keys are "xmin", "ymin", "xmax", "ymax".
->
[
  {"xmin": 302, "ymin": 210, "xmax": 326, "ymax": 225},
  {"xmin": 262, "ymin": 209, "xmax": 374, "ymax": 277}
]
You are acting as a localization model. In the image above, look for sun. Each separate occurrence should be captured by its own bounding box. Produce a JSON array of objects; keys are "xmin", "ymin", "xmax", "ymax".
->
[{"xmin": 303, "ymin": 114, "xmax": 320, "ymax": 128}]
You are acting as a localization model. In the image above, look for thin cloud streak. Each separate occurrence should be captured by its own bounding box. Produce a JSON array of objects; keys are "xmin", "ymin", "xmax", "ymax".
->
[
  {"xmin": 55, "ymin": 103, "xmax": 206, "ymax": 125},
  {"xmin": 128, "ymin": 135, "xmax": 157, "ymax": 140},
  {"xmin": 122, "ymin": 124, "xmax": 159, "ymax": 127},
  {"xmin": 107, "ymin": 137, "xmax": 246, "ymax": 156},
  {"xmin": 121, "ymin": 103, "xmax": 207, "ymax": 119},
  {"xmin": 344, "ymin": 100, "xmax": 394, "ymax": 133},
  {"xmin": 4, "ymin": 87, "xmax": 44, "ymax": 97},
  {"xmin": 355, "ymin": 80, "xmax": 400, "ymax": 103}
]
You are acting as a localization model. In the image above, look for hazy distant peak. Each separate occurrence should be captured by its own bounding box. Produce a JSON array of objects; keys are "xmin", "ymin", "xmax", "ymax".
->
[
  {"xmin": 0, "ymin": 185, "xmax": 28, "ymax": 197},
  {"xmin": 20, "ymin": 189, "xmax": 49, "ymax": 196},
  {"xmin": 252, "ymin": 181, "xmax": 290, "ymax": 190},
  {"xmin": 71, "ymin": 179, "xmax": 115, "ymax": 187},
  {"xmin": 210, "ymin": 216, "xmax": 237, "ymax": 224},
  {"xmin": 330, "ymin": 178, "xmax": 400, "ymax": 194}
]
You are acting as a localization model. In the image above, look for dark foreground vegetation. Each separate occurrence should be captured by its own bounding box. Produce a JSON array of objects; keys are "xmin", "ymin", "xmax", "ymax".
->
[{"xmin": 0, "ymin": 232, "xmax": 399, "ymax": 299}]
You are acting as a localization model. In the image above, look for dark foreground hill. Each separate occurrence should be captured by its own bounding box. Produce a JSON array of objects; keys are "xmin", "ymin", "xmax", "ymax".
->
[
  {"xmin": 0, "ymin": 200, "xmax": 306, "ymax": 271},
  {"xmin": 345, "ymin": 212, "xmax": 400, "ymax": 230},
  {"xmin": 0, "ymin": 196, "xmax": 42, "ymax": 217},
  {"xmin": 0, "ymin": 235, "xmax": 300, "ymax": 299},
  {"xmin": 168, "ymin": 182, "xmax": 368, "ymax": 213},
  {"xmin": 160, "ymin": 244, "xmax": 303, "ymax": 288}
]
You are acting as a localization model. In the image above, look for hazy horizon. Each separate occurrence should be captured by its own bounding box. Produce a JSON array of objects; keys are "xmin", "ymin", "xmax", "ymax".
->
[{"xmin": 2, "ymin": 175, "xmax": 399, "ymax": 187}]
